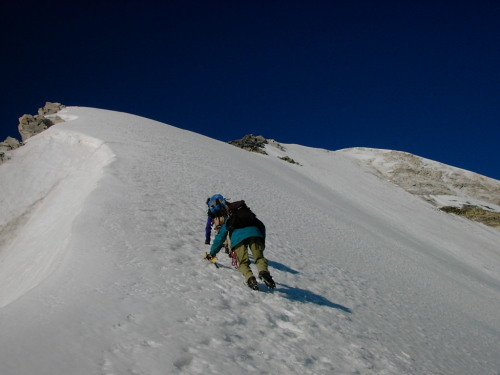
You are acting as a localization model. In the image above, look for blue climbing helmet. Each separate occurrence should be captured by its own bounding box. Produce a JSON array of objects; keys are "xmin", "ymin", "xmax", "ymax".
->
[{"xmin": 207, "ymin": 194, "xmax": 228, "ymax": 217}]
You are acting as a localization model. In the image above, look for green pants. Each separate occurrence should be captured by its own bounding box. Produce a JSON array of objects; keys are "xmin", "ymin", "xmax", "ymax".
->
[{"xmin": 233, "ymin": 237, "xmax": 268, "ymax": 281}]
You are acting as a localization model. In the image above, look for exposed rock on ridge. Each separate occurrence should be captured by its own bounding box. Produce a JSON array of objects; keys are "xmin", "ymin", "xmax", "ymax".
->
[
  {"xmin": 18, "ymin": 102, "xmax": 66, "ymax": 142},
  {"xmin": 440, "ymin": 205, "xmax": 500, "ymax": 228},
  {"xmin": 278, "ymin": 155, "xmax": 301, "ymax": 165},
  {"xmin": 229, "ymin": 134, "xmax": 301, "ymax": 165},
  {"xmin": 0, "ymin": 102, "xmax": 65, "ymax": 163},
  {"xmin": 0, "ymin": 137, "xmax": 21, "ymax": 152},
  {"xmin": 228, "ymin": 134, "xmax": 268, "ymax": 154},
  {"xmin": 343, "ymin": 147, "xmax": 500, "ymax": 230}
]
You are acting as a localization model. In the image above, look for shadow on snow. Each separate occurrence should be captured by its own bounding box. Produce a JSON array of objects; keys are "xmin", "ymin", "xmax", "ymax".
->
[
  {"xmin": 273, "ymin": 283, "xmax": 352, "ymax": 313},
  {"xmin": 218, "ymin": 259, "xmax": 351, "ymax": 312},
  {"xmin": 268, "ymin": 260, "xmax": 300, "ymax": 275}
]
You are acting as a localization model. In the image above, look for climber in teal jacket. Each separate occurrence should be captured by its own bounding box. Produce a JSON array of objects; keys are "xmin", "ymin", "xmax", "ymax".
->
[
  {"xmin": 209, "ymin": 217, "xmax": 275, "ymax": 290},
  {"xmin": 209, "ymin": 219, "xmax": 265, "ymax": 257}
]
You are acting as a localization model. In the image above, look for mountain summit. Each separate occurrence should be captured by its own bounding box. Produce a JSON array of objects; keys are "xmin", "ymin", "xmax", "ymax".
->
[{"xmin": 0, "ymin": 107, "xmax": 499, "ymax": 375}]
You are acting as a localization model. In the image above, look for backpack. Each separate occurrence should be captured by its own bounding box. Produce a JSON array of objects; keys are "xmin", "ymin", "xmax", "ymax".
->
[
  {"xmin": 207, "ymin": 194, "xmax": 228, "ymax": 218},
  {"xmin": 227, "ymin": 200, "xmax": 258, "ymax": 229}
]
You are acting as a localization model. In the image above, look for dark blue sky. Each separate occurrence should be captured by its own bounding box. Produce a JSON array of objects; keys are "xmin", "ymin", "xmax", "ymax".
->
[{"xmin": 1, "ymin": 0, "xmax": 499, "ymax": 179}]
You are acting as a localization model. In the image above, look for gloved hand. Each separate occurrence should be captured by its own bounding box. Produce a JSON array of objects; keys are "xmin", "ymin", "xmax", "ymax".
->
[
  {"xmin": 204, "ymin": 252, "xmax": 219, "ymax": 267},
  {"xmin": 204, "ymin": 253, "xmax": 215, "ymax": 261}
]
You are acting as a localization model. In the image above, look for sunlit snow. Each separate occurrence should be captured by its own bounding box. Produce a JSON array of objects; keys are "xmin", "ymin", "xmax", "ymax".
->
[{"xmin": 0, "ymin": 107, "xmax": 499, "ymax": 375}]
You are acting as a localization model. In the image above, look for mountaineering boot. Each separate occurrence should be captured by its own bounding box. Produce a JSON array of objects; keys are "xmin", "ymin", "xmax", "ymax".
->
[
  {"xmin": 247, "ymin": 276, "xmax": 259, "ymax": 291},
  {"xmin": 258, "ymin": 271, "xmax": 276, "ymax": 289}
]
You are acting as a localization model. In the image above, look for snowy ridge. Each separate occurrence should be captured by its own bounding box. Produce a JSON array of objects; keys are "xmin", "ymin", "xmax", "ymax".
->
[
  {"xmin": 341, "ymin": 147, "xmax": 500, "ymax": 213},
  {"xmin": 0, "ymin": 124, "xmax": 114, "ymax": 307},
  {"xmin": 0, "ymin": 107, "xmax": 499, "ymax": 375}
]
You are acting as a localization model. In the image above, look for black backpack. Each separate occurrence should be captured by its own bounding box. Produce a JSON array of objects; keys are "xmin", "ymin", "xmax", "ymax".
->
[{"xmin": 227, "ymin": 200, "xmax": 258, "ymax": 229}]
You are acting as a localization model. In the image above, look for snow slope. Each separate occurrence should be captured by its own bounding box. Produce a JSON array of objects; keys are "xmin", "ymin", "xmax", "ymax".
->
[{"xmin": 0, "ymin": 107, "xmax": 499, "ymax": 375}]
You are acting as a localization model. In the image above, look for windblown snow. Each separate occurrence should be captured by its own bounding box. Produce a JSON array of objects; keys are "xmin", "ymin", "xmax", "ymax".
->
[{"xmin": 0, "ymin": 107, "xmax": 499, "ymax": 375}]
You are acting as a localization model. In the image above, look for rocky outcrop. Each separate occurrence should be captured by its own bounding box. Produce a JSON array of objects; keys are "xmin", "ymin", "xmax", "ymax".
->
[
  {"xmin": 440, "ymin": 205, "xmax": 500, "ymax": 230},
  {"xmin": 38, "ymin": 101, "xmax": 65, "ymax": 116},
  {"xmin": 370, "ymin": 150, "xmax": 500, "ymax": 207},
  {"xmin": 279, "ymin": 156, "xmax": 301, "ymax": 165},
  {"xmin": 229, "ymin": 134, "xmax": 268, "ymax": 154},
  {"xmin": 343, "ymin": 148, "xmax": 500, "ymax": 230},
  {"xmin": 18, "ymin": 102, "xmax": 66, "ymax": 142},
  {"xmin": 229, "ymin": 134, "xmax": 303, "ymax": 165},
  {"xmin": 18, "ymin": 114, "xmax": 54, "ymax": 142},
  {"xmin": 0, "ymin": 137, "xmax": 21, "ymax": 152},
  {"xmin": 1, "ymin": 102, "xmax": 65, "ymax": 165}
]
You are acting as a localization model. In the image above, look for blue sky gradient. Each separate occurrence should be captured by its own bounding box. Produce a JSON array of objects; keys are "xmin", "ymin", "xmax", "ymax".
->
[{"xmin": 1, "ymin": 0, "xmax": 499, "ymax": 179}]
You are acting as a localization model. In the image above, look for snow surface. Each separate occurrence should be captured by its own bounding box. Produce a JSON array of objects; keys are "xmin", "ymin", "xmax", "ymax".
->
[{"xmin": 0, "ymin": 107, "xmax": 499, "ymax": 375}]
